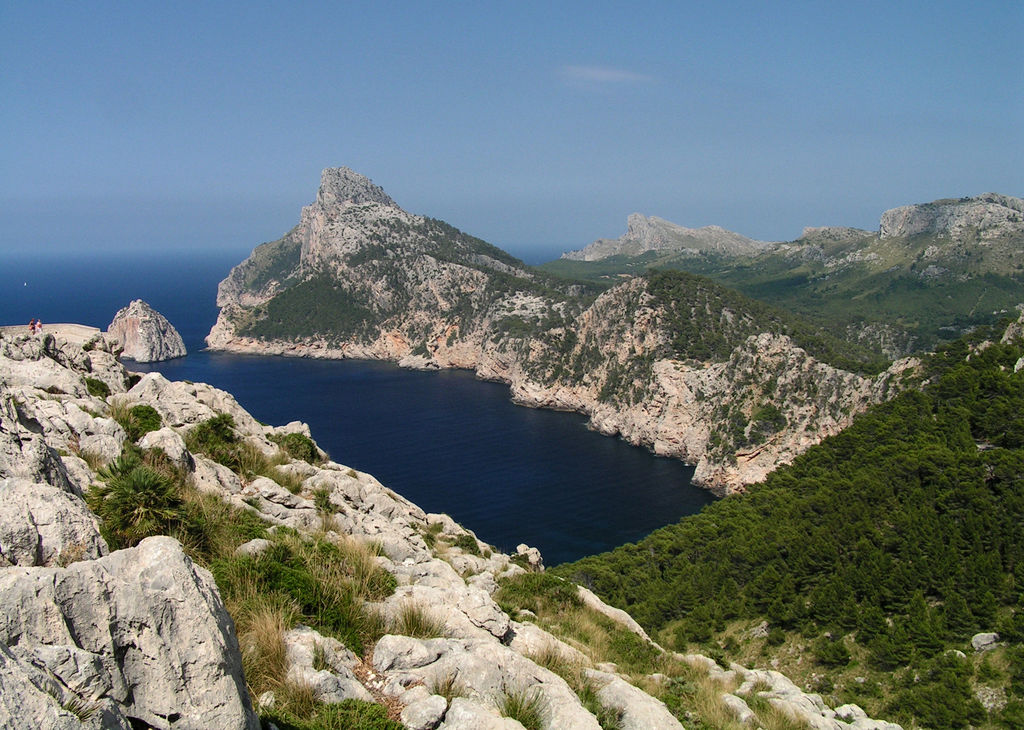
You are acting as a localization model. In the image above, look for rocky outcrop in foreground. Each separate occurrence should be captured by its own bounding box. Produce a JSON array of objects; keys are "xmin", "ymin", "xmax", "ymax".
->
[
  {"xmin": 0, "ymin": 328, "xmax": 902, "ymax": 728},
  {"xmin": 107, "ymin": 299, "xmax": 186, "ymax": 363}
]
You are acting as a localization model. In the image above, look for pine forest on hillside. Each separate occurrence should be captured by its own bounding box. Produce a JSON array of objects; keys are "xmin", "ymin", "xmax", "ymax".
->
[{"xmin": 555, "ymin": 323, "xmax": 1024, "ymax": 728}]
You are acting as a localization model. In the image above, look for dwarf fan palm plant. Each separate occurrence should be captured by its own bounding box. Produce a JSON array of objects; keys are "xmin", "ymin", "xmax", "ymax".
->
[{"xmin": 89, "ymin": 453, "xmax": 183, "ymax": 548}]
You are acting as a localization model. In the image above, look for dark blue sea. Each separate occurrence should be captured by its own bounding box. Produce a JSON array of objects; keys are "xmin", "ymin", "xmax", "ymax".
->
[{"xmin": 1, "ymin": 248, "xmax": 714, "ymax": 564}]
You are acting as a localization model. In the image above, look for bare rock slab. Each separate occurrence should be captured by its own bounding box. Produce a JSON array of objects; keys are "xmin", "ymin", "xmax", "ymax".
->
[{"xmin": 0, "ymin": 536, "xmax": 259, "ymax": 730}]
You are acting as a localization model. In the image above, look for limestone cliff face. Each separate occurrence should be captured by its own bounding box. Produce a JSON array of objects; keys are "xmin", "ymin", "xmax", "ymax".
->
[
  {"xmin": 207, "ymin": 168, "xmax": 913, "ymax": 495},
  {"xmin": 879, "ymin": 193, "xmax": 1024, "ymax": 240},
  {"xmin": 106, "ymin": 299, "xmax": 186, "ymax": 363}
]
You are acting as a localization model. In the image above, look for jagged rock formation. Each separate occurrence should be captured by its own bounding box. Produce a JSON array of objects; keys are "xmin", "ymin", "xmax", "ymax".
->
[
  {"xmin": 0, "ymin": 333, "xmax": 258, "ymax": 729},
  {"xmin": 208, "ymin": 168, "xmax": 913, "ymax": 494},
  {"xmin": 562, "ymin": 213, "xmax": 774, "ymax": 261},
  {"xmin": 106, "ymin": 299, "xmax": 186, "ymax": 363},
  {"xmin": 0, "ymin": 327, "xmax": 904, "ymax": 728}
]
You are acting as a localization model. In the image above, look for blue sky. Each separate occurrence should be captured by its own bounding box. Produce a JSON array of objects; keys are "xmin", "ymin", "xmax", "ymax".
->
[{"xmin": 2, "ymin": 1, "xmax": 1021, "ymax": 262}]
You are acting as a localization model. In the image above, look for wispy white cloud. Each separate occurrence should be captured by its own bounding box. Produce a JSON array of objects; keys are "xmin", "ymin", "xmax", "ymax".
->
[{"xmin": 559, "ymin": 65, "xmax": 655, "ymax": 87}]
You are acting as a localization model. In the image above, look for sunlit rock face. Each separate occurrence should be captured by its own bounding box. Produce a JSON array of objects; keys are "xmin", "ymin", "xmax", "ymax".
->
[{"xmin": 107, "ymin": 299, "xmax": 186, "ymax": 363}]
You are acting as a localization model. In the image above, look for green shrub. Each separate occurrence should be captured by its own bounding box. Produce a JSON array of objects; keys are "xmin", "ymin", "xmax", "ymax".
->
[
  {"xmin": 186, "ymin": 413, "xmax": 238, "ymax": 454},
  {"xmin": 890, "ymin": 654, "xmax": 986, "ymax": 728},
  {"xmin": 88, "ymin": 453, "xmax": 183, "ymax": 548},
  {"xmin": 815, "ymin": 636, "xmax": 851, "ymax": 667},
  {"xmin": 270, "ymin": 432, "xmax": 323, "ymax": 464},
  {"xmin": 186, "ymin": 414, "xmax": 271, "ymax": 477},
  {"xmin": 111, "ymin": 402, "xmax": 162, "ymax": 441},
  {"xmin": 495, "ymin": 573, "xmax": 582, "ymax": 616},
  {"xmin": 452, "ymin": 533, "xmax": 481, "ymax": 556},
  {"xmin": 313, "ymin": 486, "xmax": 333, "ymax": 514},
  {"xmin": 496, "ymin": 688, "xmax": 546, "ymax": 730},
  {"xmin": 605, "ymin": 622, "xmax": 661, "ymax": 673},
  {"xmin": 84, "ymin": 377, "xmax": 110, "ymax": 398}
]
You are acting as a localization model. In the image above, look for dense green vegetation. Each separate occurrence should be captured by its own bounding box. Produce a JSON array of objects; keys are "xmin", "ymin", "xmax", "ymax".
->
[
  {"xmin": 84, "ymin": 376, "xmax": 110, "ymax": 398},
  {"xmin": 647, "ymin": 269, "xmax": 888, "ymax": 374},
  {"xmin": 238, "ymin": 275, "xmax": 375, "ymax": 341},
  {"xmin": 110, "ymin": 401, "xmax": 162, "ymax": 442},
  {"xmin": 269, "ymin": 431, "xmax": 324, "ymax": 464},
  {"xmin": 555, "ymin": 323, "xmax": 1024, "ymax": 727}
]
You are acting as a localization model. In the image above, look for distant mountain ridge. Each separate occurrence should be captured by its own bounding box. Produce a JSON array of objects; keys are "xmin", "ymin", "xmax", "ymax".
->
[
  {"xmin": 562, "ymin": 213, "xmax": 774, "ymax": 261},
  {"xmin": 562, "ymin": 193, "xmax": 1024, "ymax": 262},
  {"xmin": 208, "ymin": 167, "xmax": 906, "ymax": 494},
  {"xmin": 546, "ymin": 192, "xmax": 1024, "ymax": 357},
  {"xmin": 879, "ymin": 193, "xmax": 1024, "ymax": 239}
]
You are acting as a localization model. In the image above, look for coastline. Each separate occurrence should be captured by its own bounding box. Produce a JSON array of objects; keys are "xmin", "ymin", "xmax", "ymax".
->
[{"xmin": 206, "ymin": 315, "xmax": 912, "ymax": 497}]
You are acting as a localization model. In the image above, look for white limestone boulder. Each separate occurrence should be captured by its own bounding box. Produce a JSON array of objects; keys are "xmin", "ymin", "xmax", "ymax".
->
[
  {"xmin": 585, "ymin": 668, "xmax": 684, "ymax": 730},
  {"xmin": 138, "ymin": 426, "xmax": 192, "ymax": 468},
  {"xmin": 0, "ymin": 478, "xmax": 108, "ymax": 567},
  {"xmin": 438, "ymin": 697, "xmax": 526, "ymax": 729},
  {"xmin": 120, "ymin": 372, "xmax": 266, "ymax": 439},
  {"xmin": 0, "ymin": 398, "xmax": 78, "ymax": 496},
  {"xmin": 0, "ymin": 536, "xmax": 259, "ymax": 729},
  {"xmin": 0, "ymin": 641, "xmax": 132, "ymax": 729},
  {"xmin": 373, "ymin": 635, "xmax": 602, "ymax": 730}
]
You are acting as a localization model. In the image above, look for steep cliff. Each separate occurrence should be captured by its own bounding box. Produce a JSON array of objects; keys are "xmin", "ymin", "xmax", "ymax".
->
[{"xmin": 208, "ymin": 168, "xmax": 905, "ymax": 494}]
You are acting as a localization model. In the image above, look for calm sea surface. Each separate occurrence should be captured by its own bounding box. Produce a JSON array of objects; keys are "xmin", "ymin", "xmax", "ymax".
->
[{"xmin": 1, "ymin": 249, "xmax": 715, "ymax": 564}]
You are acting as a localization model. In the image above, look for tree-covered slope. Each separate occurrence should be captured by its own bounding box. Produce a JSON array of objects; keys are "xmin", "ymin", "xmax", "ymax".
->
[{"xmin": 555, "ymin": 320, "xmax": 1024, "ymax": 728}]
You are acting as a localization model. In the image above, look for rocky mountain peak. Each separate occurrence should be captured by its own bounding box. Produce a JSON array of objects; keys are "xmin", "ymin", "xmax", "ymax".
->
[
  {"xmin": 315, "ymin": 167, "xmax": 397, "ymax": 209},
  {"xmin": 563, "ymin": 213, "xmax": 770, "ymax": 261},
  {"xmin": 879, "ymin": 192, "xmax": 1024, "ymax": 239}
]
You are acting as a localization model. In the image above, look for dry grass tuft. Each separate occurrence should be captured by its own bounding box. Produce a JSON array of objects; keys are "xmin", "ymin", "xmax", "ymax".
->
[{"xmin": 390, "ymin": 601, "xmax": 447, "ymax": 639}]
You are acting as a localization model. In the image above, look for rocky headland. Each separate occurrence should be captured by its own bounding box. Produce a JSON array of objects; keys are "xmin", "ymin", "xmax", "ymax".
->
[
  {"xmin": 0, "ymin": 328, "xmax": 903, "ymax": 728},
  {"xmin": 206, "ymin": 168, "xmax": 915, "ymax": 495},
  {"xmin": 106, "ymin": 299, "xmax": 187, "ymax": 363}
]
